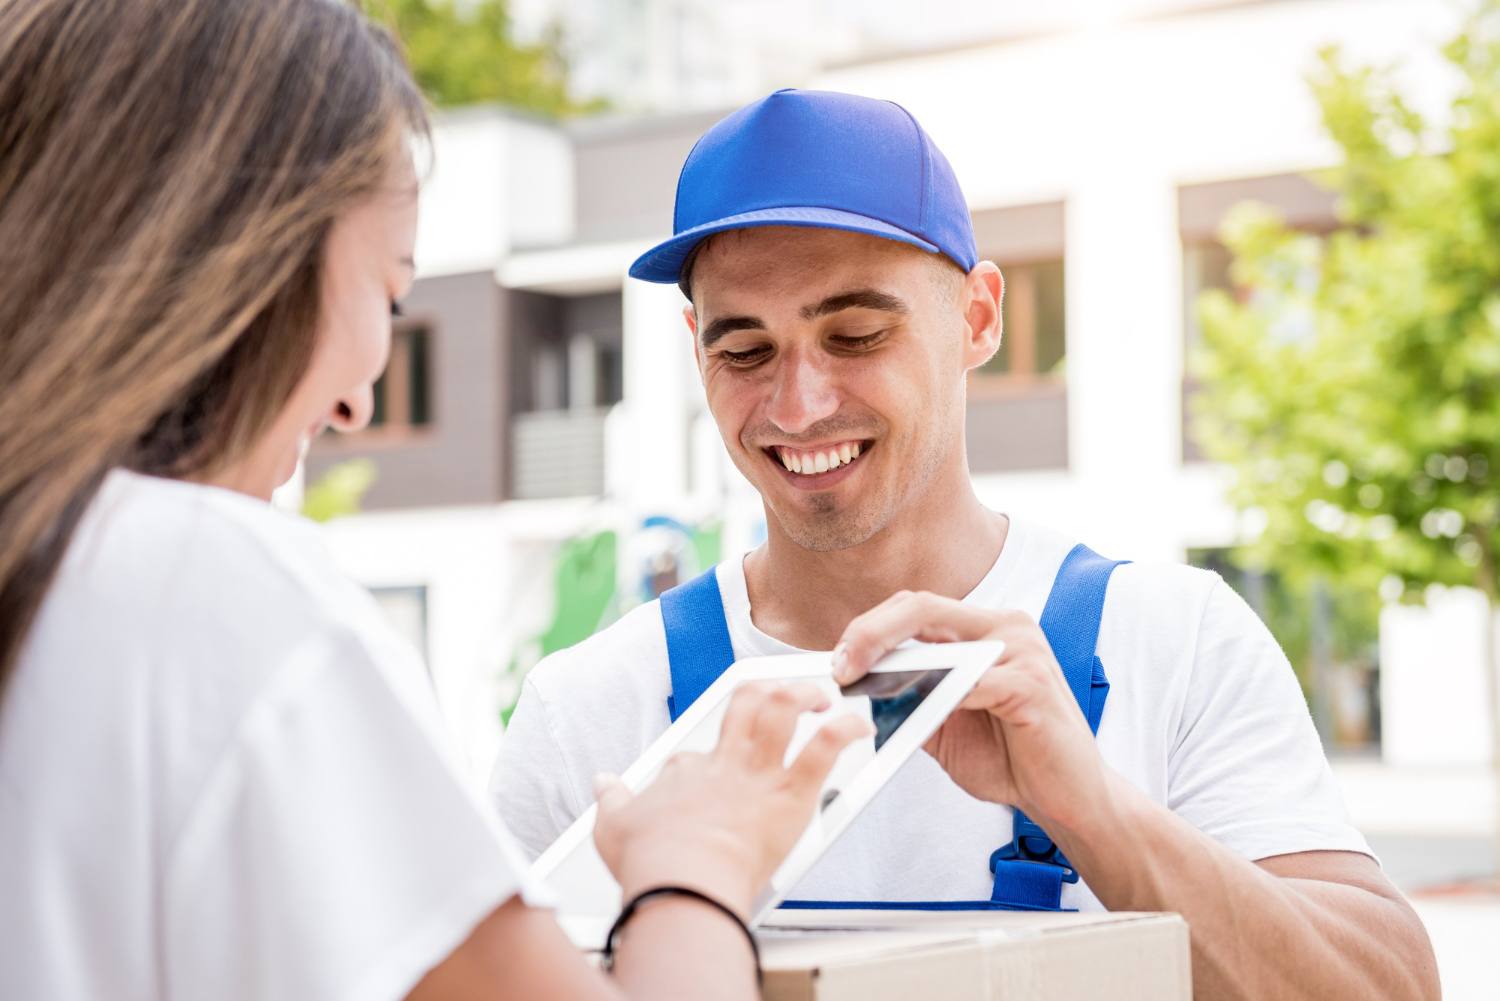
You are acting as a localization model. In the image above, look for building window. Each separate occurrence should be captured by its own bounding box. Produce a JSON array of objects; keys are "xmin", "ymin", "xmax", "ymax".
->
[
  {"xmin": 506, "ymin": 290, "xmax": 622, "ymax": 499},
  {"xmin": 1179, "ymin": 173, "xmax": 1339, "ymax": 463},
  {"xmin": 511, "ymin": 291, "xmax": 623, "ymax": 415},
  {"xmin": 369, "ymin": 584, "xmax": 431, "ymax": 676},
  {"xmin": 978, "ymin": 258, "xmax": 1066, "ymax": 381},
  {"xmin": 962, "ymin": 201, "xmax": 1069, "ymax": 473},
  {"xmin": 370, "ymin": 323, "xmax": 433, "ymax": 430},
  {"xmin": 1182, "ymin": 240, "xmax": 1237, "ymax": 350}
]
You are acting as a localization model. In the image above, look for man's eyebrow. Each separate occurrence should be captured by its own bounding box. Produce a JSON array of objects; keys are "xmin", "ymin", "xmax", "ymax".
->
[
  {"xmin": 800, "ymin": 288, "xmax": 910, "ymax": 321},
  {"xmin": 701, "ymin": 314, "xmax": 767, "ymax": 348}
]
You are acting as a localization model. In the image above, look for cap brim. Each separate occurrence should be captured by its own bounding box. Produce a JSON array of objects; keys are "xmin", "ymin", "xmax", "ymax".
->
[{"xmin": 628, "ymin": 206, "xmax": 941, "ymax": 284}]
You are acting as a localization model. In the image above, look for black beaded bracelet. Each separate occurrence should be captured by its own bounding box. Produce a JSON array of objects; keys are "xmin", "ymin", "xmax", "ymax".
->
[{"xmin": 600, "ymin": 885, "xmax": 763, "ymax": 987}]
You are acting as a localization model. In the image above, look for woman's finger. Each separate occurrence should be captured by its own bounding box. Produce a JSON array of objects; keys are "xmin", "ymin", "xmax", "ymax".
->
[
  {"xmin": 785, "ymin": 712, "xmax": 873, "ymax": 795},
  {"xmin": 717, "ymin": 681, "xmax": 829, "ymax": 755},
  {"xmin": 745, "ymin": 682, "xmax": 833, "ymax": 768},
  {"xmin": 834, "ymin": 591, "xmax": 1000, "ymax": 683},
  {"xmin": 592, "ymin": 772, "xmax": 633, "ymax": 822},
  {"xmin": 716, "ymin": 681, "xmax": 773, "ymax": 748}
]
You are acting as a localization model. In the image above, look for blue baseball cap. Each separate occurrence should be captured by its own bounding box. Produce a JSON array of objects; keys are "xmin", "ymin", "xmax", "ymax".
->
[{"xmin": 628, "ymin": 88, "xmax": 977, "ymax": 289}]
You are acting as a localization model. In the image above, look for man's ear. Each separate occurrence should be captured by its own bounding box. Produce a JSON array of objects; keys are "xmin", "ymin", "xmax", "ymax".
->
[
  {"xmin": 684, "ymin": 303, "xmax": 704, "ymax": 371},
  {"xmin": 960, "ymin": 261, "xmax": 1004, "ymax": 372}
]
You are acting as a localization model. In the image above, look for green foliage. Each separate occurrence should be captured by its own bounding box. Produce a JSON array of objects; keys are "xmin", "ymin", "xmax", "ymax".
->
[
  {"xmin": 363, "ymin": 0, "xmax": 605, "ymax": 115},
  {"xmin": 500, "ymin": 529, "xmax": 618, "ymax": 726},
  {"xmin": 1192, "ymin": 0, "xmax": 1500, "ymax": 605},
  {"xmin": 302, "ymin": 459, "xmax": 379, "ymax": 523}
]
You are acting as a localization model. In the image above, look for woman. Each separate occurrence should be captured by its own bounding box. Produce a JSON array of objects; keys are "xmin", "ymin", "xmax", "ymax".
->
[{"xmin": 0, "ymin": 1, "xmax": 868, "ymax": 998}]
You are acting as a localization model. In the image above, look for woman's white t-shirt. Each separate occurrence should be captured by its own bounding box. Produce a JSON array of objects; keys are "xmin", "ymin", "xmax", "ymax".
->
[{"xmin": 0, "ymin": 470, "xmax": 544, "ymax": 1001}]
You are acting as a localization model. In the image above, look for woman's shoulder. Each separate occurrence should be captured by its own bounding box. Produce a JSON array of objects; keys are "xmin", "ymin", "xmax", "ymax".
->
[
  {"xmin": 13, "ymin": 470, "xmax": 430, "ymax": 859},
  {"xmin": 50, "ymin": 469, "xmax": 386, "ymax": 677}
]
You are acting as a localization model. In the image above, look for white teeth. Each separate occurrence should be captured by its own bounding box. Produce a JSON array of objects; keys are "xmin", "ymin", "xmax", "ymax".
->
[{"xmin": 775, "ymin": 442, "xmax": 866, "ymax": 475}]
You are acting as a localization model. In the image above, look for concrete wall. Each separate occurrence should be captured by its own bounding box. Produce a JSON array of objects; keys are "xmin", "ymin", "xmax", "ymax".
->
[
  {"xmin": 415, "ymin": 107, "xmax": 576, "ymax": 275},
  {"xmin": 569, "ymin": 110, "xmax": 726, "ymax": 243}
]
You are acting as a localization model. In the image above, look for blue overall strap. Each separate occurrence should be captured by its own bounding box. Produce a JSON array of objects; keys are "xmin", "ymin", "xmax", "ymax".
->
[
  {"xmin": 988, "ymin": 543, "xmax": 1126, "ymax": 911},
  {"xmin": 661, "ymin": 568, "xmax": 737, "ymax": 722}
]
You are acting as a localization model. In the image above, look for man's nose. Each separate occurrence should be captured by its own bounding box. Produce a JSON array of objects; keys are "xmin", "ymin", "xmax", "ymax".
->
[{"xmin": 764, "ymin": 350, "xmax": 840, "ymax": 435}]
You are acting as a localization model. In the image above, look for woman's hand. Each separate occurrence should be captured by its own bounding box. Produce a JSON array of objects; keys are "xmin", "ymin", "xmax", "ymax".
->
[
  {"xmin": 832, "ymin": 591, "xmax": 1113, "ymax": 836},
  {"xmin": 592, "ymin": 682, "xmax": 873, "ymax": 916}
]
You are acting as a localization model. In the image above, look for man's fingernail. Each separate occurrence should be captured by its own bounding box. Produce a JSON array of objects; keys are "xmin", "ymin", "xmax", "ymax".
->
[{"xmin": 832, "ymin": 642, "xmax": 848, "ymax": 679}]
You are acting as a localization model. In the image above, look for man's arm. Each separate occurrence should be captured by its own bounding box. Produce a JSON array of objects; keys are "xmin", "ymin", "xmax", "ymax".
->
[
  {"xmin": 1054, "ymin": 776, "xmax": 1437, "ymax": 1000},
  {"xmin": 833, "ymin": 590, "xmax": 1440, "ymax": 1001},
  {"xmin": 489, "ymin": 678, "xmax": 587, "ymax": 858}
]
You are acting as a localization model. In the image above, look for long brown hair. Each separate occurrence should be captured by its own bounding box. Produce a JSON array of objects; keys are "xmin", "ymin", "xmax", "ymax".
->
[{"xmin": 0, "ymin": 0, "xmax": 427, "ymax": 693}]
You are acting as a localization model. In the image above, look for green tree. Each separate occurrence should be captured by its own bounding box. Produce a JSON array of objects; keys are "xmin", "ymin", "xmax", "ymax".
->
[
  {"xmin": 302, "ymin": 459, "xmax": 379, "ymax": 523},
  {"xmin": 363, "ymin": 0, "xmax": 604, "ymax": 115},
  {"xmin": 1192, "ymin": 0, "xmax": 1500, "ymax": 855}
]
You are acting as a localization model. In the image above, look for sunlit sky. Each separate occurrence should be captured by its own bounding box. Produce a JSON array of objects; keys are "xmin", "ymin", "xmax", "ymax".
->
[{"xmin": 509, "ymin": 0, "xmax": 1284, "ymax": 111}]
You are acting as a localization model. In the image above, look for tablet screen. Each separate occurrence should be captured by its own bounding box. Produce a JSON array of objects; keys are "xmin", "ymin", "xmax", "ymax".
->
[
  {"xmin": 667, "ymin": 668, "xmax": 955, "ymax": 759},
  {"xmin": 840, "ymin": 668, "xmax": 950, "ymax": 750}
]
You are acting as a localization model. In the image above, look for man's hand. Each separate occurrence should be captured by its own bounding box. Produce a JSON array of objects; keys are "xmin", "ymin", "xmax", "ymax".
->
[
  {"xmin": 833, "ymin": 591, "xmax": 1440, "ymax": 1001},
  {"xmin": 833, "ymin": 591, "xmax": 1114, "ymax": 833}
]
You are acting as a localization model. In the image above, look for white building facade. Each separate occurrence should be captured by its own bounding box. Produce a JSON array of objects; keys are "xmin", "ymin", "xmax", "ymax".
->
[{"xmin": 310, "ymin": 0, "xmax": 1492, "ymax": 806}]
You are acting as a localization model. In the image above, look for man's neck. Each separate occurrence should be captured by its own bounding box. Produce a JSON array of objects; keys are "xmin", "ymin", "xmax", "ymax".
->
[{"xmin": 742, "ymin": 480, "xmax": 1008, "ymax": 651}]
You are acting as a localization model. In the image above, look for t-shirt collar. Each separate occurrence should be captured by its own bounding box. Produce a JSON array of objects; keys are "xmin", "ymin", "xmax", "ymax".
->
[{"xmin": 718, "ymin": 514, "xmax": 1027, "ymax": 658}]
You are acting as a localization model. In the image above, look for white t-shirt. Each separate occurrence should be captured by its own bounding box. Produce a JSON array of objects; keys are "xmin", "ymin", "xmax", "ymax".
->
[
  {"xmin": 0, "ymin": 470, "xmax": 545, "ymax": 1001},
  {"xmin": 491, "ymin": 515, "xmax": 1372, "ymax": 911}
]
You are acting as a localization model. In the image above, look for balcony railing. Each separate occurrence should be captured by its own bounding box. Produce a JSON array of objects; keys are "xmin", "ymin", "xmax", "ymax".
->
[{"xmin": 510, "ymin": 407, "xmax": 609, "ymax": 499}]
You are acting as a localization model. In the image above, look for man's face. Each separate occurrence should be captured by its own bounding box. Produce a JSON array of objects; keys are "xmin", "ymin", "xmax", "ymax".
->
[{"xmin": 687, "ymin": 226, "xmax": 993, "ymax": 552}]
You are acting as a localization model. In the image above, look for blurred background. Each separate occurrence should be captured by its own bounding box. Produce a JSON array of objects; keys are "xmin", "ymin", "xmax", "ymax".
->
[{"xmin": 287, "ymin": 0, "xmax": 1500, "ymax": 993}]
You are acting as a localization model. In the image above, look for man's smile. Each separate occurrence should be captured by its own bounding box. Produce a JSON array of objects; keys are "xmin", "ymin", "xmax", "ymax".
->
[{"xmin": 759, "ymin": 438, "xmax": 874, "ymax": 490}]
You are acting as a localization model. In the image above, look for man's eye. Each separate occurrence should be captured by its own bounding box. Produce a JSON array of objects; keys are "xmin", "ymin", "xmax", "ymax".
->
[
  {"xmin": 721, "ymin": 345, "xmax": 771, "ymax": 365},
  {"xmin": 831, "ymin": 330, "xmax": 888, "ymax": 351}
]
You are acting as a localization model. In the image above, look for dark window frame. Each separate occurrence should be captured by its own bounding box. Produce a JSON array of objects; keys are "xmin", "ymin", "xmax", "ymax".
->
[{"xmin": 366, "ymin": 320, "xmax": 437, "ymax": 437}]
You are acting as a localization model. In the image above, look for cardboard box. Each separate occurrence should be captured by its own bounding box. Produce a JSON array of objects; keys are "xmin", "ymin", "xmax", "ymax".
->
[{"xmin": 756, "ymin": 909, "xmax": 1190, "ymax": 1001}]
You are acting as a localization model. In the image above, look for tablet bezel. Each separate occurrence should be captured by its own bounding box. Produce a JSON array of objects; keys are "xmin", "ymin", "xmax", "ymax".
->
[{"xmin": 529, "ymin": 640, "xmax": 1005, "ymax": 935}]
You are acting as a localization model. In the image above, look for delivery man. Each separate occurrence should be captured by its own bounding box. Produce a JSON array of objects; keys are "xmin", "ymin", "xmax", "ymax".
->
[{"xmin": 491, "ymin": 89, "xmax": 1437, "ymax": 1000}]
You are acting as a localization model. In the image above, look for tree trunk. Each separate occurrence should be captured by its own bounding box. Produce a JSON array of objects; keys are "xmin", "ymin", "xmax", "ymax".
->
[
  {"xmin": 1310, "ymin": 580, "xmax": 1333, "ymax": 746},
  {"xmin": 1477, "ymin": 534, "xmax": 1500, "ymax": 885},
  {"xmin": 1485, "ymin": 597, "xmax": 1500, "ymax": 886}
]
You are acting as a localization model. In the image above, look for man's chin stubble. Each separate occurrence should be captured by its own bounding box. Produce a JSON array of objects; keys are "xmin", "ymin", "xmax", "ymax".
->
[{"xmin": 776, "ymin": 496, "xmax": 888, "ymax": 553}]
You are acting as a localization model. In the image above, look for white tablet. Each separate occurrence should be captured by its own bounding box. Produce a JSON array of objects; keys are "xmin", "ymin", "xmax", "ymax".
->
[{"xmin": 529, "ymin": 640, "xmax": 1004, "ymax": 946}]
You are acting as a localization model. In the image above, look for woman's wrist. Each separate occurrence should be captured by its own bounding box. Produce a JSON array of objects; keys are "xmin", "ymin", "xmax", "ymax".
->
[
  {"xmin": 613, "ymin": 839, "xmax": 759, "ymax": 917},
  {"xmin": 603, "ymin": 885, "xmax": 763, "ymax": 985}
]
